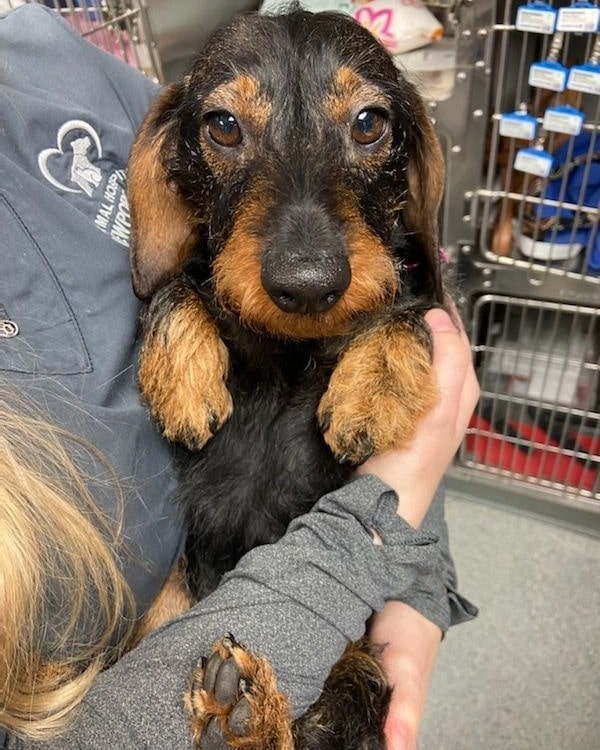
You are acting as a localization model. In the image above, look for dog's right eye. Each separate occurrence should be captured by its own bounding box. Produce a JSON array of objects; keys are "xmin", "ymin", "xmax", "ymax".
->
[
  {"xmin": 352, "ymin": 108, "xmax": 387, "ymax": 146},
  {"xmin": 205, "ymin": 111, "xmax": 242, "ymax": 147}
]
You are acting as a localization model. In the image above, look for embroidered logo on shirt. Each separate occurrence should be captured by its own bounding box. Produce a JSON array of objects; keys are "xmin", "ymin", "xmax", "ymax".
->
[
  {"xmin": 38, "ymin": 120, "xmax": 131, "ymax": 247},
  {"xmin": 38, "ymin": 120, "xmax": 103, "ymax": 196}
]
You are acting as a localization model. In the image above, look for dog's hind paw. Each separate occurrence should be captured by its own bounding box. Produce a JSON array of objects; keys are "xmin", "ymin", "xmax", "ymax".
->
[
  {"xmin": 317, "ymin": 317, "xmax": 437, "ymax": 465},
  {"xmin": 186, "ymin": 634, "xmax": 293, "ymax": 750},
  {"xmin": 293, "ymin": 639, "xmax": 389, "ymax": 750}
]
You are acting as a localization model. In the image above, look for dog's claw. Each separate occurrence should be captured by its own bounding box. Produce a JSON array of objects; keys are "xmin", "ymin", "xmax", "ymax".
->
[
  {"xmin": 191, "ymin": 656, "xmax": 208, "ymax": 695},
  {"xmin": 325, "ymin": 430, "xmax": 374, "ymax": 466},
  {"xmin": 318, "ymin": 410, "xmax": 331, "ymax": 433},
  {"xmin": 186, "ymin": 434, "xmax": 208, "ymax": 453},
  {"xmin": 208, "ymin": 411, "xmax": 222, "ymax": 436},
  {"xmin": 344, "ymin": 431, "xmax": 374, "ymax": 464}
]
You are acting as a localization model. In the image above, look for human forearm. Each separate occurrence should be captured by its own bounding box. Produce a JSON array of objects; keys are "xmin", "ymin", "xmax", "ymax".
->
[
  {"xmin": 5, "ymin": 475, "xmax": 448, "ymax": 750},
  {"xmin": 370, "ymin": 602, "xmax": 442, "ymax": 750},
  {"xmin": 355, "ymin": 307, "xmax": 480, "ymax": 750}
]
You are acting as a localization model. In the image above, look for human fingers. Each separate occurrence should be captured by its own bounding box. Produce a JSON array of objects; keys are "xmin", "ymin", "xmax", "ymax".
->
[
  {"xmin": 424, "ymin": 307, "xmax": 480, "ymax": 448},
  {"xmin": 356, "ymin": 307, "xmax": 479, "ymax": 527}
]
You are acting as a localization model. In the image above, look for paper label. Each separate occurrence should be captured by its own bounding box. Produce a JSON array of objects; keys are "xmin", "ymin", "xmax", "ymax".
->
[
  {"xmin": 499, "ymin": 112, "xmax": 539, "ymax": 139},
  {"xmin": 567, "ymin": 64, "xmax": 600, "ymax": 94},
  {"xmin": 529, "ymin": 61, "xmax": 568, "ymax": 91},
  {"xmin": 516, "ymin": 4, "xmax": 557, "ymax": 33},
  {"xmin": 514, "ymin": 147, "xmax": 554, "ymax": 177},
  {"xmin": 542, "ymin": 106, "xmax": 585, "ymax": 135},
  {"xmin": 557, "ymin": 6, "xmax": 600, "ymax": 32}
]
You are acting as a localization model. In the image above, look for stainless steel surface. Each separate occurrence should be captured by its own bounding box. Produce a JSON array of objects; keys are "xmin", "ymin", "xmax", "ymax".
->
[{"xmin": 398, "ymin": 1, "xmax": 496, "ymax": 257}]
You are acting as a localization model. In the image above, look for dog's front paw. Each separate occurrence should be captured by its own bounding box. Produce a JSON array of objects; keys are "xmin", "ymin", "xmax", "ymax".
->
[
  {"xmin": 138, "ymin": 279, "xmax": 233, "ymax": 450},
  {"xmin": 317, "ymin": 318, "xmax": 437, "ymax": 464},
  {"xmin": 186, "ymin": 634, "xmax": 293, "ymax": 750}
]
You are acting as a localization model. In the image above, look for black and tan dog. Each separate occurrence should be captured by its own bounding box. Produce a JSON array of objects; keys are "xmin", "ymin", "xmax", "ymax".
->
[{"xmin": 128, "ymin": 6, "xmax": 446, "ymax": 749}]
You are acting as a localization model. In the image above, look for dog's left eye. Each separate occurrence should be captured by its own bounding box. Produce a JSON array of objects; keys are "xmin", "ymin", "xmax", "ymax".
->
[
  {"xmin": 205, "ymin": 111, "xmax": 242, "ymax": 147},
  {"xmin": 352, "ymin": 109, "xmax": 387, "ymax": 145}
]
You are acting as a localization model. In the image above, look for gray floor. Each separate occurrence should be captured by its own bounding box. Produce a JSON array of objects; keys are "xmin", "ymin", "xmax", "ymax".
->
[{"xmin": 419, "ymin": 492, "xmax": 600, "ymax": 750}]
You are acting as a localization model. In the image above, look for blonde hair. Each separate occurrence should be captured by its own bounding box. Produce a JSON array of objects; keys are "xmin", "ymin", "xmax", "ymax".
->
[{"xmin": 0, "ymin": 396, "xmax": 137, "ymax": 740}]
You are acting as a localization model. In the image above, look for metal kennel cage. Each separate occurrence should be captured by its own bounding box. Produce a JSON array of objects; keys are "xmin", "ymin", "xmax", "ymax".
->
[
  {"xmin": 13, "ymin": 0, "xmax": 599, "ymax": 524},
  {"xmin": 4, "ymin": 0, "xmax": 164, "ymax": 80},
  {"xmin": 4, "ymin": 0, "xmax": 260, "ymax": 81},
  {"xmin": 423, "ymin": 0, "xmax": 599, "ymax": 522}
]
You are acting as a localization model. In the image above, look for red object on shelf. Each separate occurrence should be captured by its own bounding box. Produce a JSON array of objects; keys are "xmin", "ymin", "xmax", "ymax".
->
[{"xmin": 466, "ymin": 414, "xmax": 598, "ymax": 491}]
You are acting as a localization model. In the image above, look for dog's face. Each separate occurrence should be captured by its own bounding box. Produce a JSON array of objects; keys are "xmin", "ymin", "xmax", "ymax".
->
[{"xmin": 128, "ymin": 9, "xmax": 445, "ymax": 339}]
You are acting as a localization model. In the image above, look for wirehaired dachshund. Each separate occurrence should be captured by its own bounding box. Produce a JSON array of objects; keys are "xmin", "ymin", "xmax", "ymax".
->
[{"xmin": 127, "ymin": 6, "xmax": 446, "ymax": 749}]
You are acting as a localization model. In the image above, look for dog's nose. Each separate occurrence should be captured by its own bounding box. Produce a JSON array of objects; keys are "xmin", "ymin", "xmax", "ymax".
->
[{"xmin": 262, "ymin": 256, "xmax": 351, "ymax": 314}]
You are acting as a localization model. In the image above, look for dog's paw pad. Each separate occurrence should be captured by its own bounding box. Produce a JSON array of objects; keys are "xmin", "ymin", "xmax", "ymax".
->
[
  {"xmin": 205, "ymin": 647, "xmax": 245, "ymax": 704},
  {"xmin": 186, "ymin": 634, "xmax": 293, "ymax": 750},
  {"xmin": 200, "ymin": 718, "xmax": 228, "ymax": 750},
  {"xmin": 228, "ymin": 696, "xmax": 252, "ymax": 734}
]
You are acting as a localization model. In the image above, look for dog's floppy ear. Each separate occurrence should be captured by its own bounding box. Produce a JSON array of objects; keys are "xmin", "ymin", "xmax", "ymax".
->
[
  {"xmin": 403, "ymin": 93, "xmax": 446, "ymax": 304},
  {"xmin": 128, "ymin": 82, "xmax": 197, "ymax": 300}
]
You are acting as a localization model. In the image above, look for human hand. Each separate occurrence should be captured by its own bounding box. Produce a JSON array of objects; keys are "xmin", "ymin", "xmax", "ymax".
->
[
  {"xmin": 370, "ymin": 601, "xmax": 442, "ymax": 750},
  {"xmin": 355, "ymin": 306, "xmax": 479, "ymax": 528}
]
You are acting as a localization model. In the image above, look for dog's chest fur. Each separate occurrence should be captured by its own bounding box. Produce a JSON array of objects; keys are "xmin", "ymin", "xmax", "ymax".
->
[{"xmin": 176, "ymin": 325, "xmax": 352, "ymax": 599}]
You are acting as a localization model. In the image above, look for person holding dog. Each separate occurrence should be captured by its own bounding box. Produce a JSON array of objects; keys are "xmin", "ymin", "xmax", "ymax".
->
[{"xmin": 0, "ymin": 4, "xmax": 478, "ymax": 750}]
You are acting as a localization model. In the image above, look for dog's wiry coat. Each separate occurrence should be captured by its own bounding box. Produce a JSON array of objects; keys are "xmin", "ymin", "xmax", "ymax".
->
[{"xmin": 128, "ymin": 7, "xmax": 446, "ymax": 748}]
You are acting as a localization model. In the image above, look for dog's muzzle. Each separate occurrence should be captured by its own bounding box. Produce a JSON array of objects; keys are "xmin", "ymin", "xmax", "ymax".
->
[{"xmin": 260, "ymin": 201, "xmax": 351, "ymax": 314}]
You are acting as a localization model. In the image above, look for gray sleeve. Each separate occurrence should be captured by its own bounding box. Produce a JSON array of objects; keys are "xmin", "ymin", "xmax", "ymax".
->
[
  {"xmin": 6, "ymin": 476, "xmax": 473, "ymax": 749},
  {"xmin": 397, "ymin": 482, "xmax": 478, "ymax": 634}
]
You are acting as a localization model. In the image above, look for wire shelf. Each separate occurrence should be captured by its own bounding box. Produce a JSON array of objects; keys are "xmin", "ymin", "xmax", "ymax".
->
[
  {"xmin": 476, "ymin": 1, "xmax": 599, "ymax": 283},
  {"xmin": 459, "ymin": 293, "xmax": 599, "ymax": 507}
]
